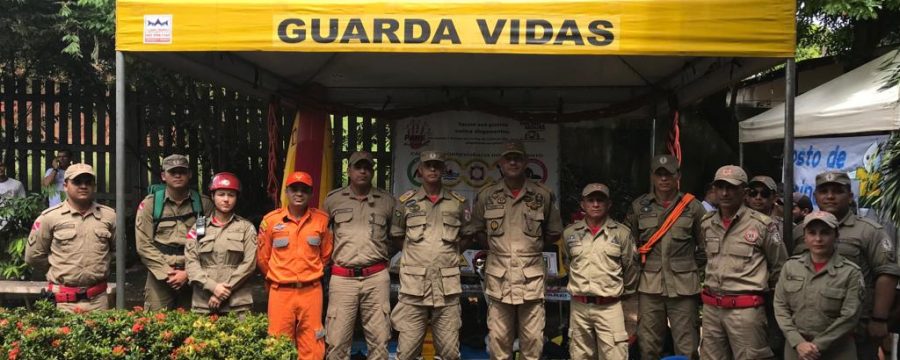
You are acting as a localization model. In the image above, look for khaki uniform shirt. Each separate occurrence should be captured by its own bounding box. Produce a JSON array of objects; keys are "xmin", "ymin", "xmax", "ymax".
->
[
  {"xmin": 701, "ymin": 205, "xmax": 788, "ymax": 292},
  {"xmin": 464, "ymin": 180, "xmax": 563, "ymax": 304},
  {"xmin": 626, "ymin": 192, "xmax": 706, "ymax": 297},
  {"xmin": 774, "ymin": 253, "xmax": 863, "ymax": 352},
  {"xmin": 25, "ymin": 201, "xmax": 117, "ymax": 286},
  {"xmin": 323, "ymin": 186, "xmax": 396, "ymax": 268},
  {"xmin": 390, "ymin": 187, "xmax": 469, "ymax": 307},
  {"xmin": 564, "ymin": 219, "xmax": 639, "ymax": 297},
  {"xmin": 135, "ymin": 192, "xmax": 213, "ymax": 281},
  {"xmin": 791, "ymin": 212, "xmax": 900, "ymax": 317},
  {"xmin": 184, "ymin": 215, "xmax": 257, "ymax": 313}
]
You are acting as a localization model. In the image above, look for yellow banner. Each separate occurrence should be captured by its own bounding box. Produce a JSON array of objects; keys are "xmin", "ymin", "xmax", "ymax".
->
[{"xmin": 117, "ymin": 0, "xmax": 795, "ymax": 57}]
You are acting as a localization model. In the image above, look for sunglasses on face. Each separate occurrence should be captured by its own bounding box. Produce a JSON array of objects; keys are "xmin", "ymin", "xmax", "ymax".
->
[{"xmin": 748, "ymin": 188, "xmax": 772, "ymax": 198}]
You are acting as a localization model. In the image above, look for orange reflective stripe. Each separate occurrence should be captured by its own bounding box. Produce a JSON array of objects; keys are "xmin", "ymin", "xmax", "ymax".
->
[{"xmin": 639, "ymin": 193, "xmax": 695, "ymax": 264}]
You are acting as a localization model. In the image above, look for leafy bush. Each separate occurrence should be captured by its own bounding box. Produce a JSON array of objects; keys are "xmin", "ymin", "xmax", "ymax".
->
[
  {"xmin": 0, "ymin": 301, "xmax": 296, "ymax": 359},
  {"xmin": 0, "ymin": 193, "xmax": 45, "ymax": 279}
]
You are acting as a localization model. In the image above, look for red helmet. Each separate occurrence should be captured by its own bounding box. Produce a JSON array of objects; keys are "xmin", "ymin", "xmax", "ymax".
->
[{"xmin": 209, "ymin": 172, "xmax": 241, "ymax": 192}]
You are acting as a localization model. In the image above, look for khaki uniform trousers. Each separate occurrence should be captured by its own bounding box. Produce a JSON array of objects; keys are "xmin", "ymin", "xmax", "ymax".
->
[
  {"xmin": 637, "ymin": 293, "xmax": 699, "ymax": 359},
  {"xmin": 701, "ymin": 305, "xmax": 775, "ymax": 360},
  {"xmin": 569, "ymin": 300, "xmax": 629, "ymax": 360},
  {"xmin": 391, "ymin": 302, "xmax": 461, "ymax": 360},
  {"xmin": 325, "ymin": 270, "xmax": 391, "ymax": 360},
  {"xmin": 783, "ymin": 336, "xmax": 856, "ymax": 360},
  {"xmin": 144, "ymin": 275, "xmax": 192, "ymax": 310},
  {"xmin": 56, "ymin": 292, "xmax": 109, "ymax": 313},
  {"xmin": 487, "ymin": 299, "xmax": 544, "ymax": 360}
]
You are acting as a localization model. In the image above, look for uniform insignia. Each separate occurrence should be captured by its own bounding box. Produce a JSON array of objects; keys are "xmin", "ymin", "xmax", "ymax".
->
[
  {"xmin": 609, "ymin": 236, "xmax": 621, "ymax": 245},
  {"xmin": 137, "ymin": 202, "xmax": 145, "ymax": 211},
  {"xmin": 464, "ymin": 208, "xmax": 471, "ymax": 221},
  {"xmin": 659, "ymin": 156, "xmax": 668, "ymax": 164},
  {"xmin": 825, "ymin": 173, "xmax": 835, "ymax": 181},
  {"xmin": 490, "ymin": 220, "xmax": 500, "ymax": 231},
  {"xmin": 405, "ymin": 199, "xmax": 417, "ymax": 208},
  {"xmin": 450, "ymin": 191, "xmax": 466, "ymax": 202},
  {"xmin": 881, "ymin": 238, "xmax": 893, "ymax": 252},
  {"xmin": 722, "ymin": 168, "xmax": 733, "ymax": 176},
  {"xmin": 273, "ymin": 223, "xmax": 285, "ymax": 231},
  {"xmin": 394, "ymin": 209, "xmax": 403, "ymax": 220},
  {"xmin": 186, "ymin": 228, "xmax": 197, "ymax": 240},
  {"xmin": 486, "ymin": 204, "xmax": 504, "ymax": 210},
  {"xmin": 767, "ymin": 222, "xmax": 782, "ymax": 244},
  {"xmin": 528, "ymin": 202, "xmax": 541, "ymax": 210},
  {"xmin": 535, "ymin": 193, "xmax": 544, "ymax": 204},
  {"xmin": 640, "ymin": 199, "xmax": 651, "ymax": 207},
  {"xmin": 30, "ymin": 220, "xmax": 40, "ymax": 234},
  {"xmin": 641, "ymin": 207, "xmax": 651, "ymax": 213},
  {"xmin": 399, "ymin": 189, "xmax": 416, "ymax": 203},
  {"xmin": 523, "ymin": 194, "xmax": 534, "ymax": 203},
  {"xmin": 744, "ymin": 228, "xmax": 760, "ymax": 243}
]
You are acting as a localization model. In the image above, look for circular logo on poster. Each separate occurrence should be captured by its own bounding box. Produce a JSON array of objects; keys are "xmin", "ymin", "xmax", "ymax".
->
[
  {"xmin": 406, "ymin": 158, "xmax": 422, "ymax": 187},
  {"xmin": 526, "ymin": 158, "xmax": 548, "ymax": 184},
  {"xmin": 464, "ymin": 159, "xmax": 491, "ymax": 188},
  {"xmin": 442, "ymin": 158, "xmax": 462, "ymax": 187}
]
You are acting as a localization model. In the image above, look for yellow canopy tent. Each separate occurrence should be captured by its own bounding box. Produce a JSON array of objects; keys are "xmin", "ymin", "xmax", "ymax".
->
[{"xmin": 112, "ymin": 0, "xmax": 797, "ymax": 307}]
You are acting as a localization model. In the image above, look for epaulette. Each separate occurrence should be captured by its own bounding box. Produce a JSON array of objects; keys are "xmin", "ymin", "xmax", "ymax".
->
[
  {"xmin": 856, "ymin": 216, "xmax": 884, "ymax": 229},
  {"xmin": 399, "ymin": 189, "xmax": 416, "ymax": 202},
  {"xmin": 531, "ymin": 180, "xmax": 552, "ymax": 194},
  {"xmin": 841, "ymin": 258, "xmax": 861, "ymax": 270},
  {"xmin": 701, "ymin": 211, "xmax": 717, "ymax": 222},
  {"xmin": 449, "ymin": 191, "xmax": 466, "ymax": 202},
  {"xmin": 747, "ymin": 209, "xmax": 772, "ymax": 224},
  {"xmin": 40, "ymin": 203, "xmax": 65, "ymax": 215},
  {"xmin": 325, "ymin": 187, "xmax": 345, "ymax": 197},
  {"xmin": 96, "ymin": 203, "xmax": 115, "ymax": 214},
  {"xmin": 788, "ymin": 254, "xmax": 804, "ymax": 260}
]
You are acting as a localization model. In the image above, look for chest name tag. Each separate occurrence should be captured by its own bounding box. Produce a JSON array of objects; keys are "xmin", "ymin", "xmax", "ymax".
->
[
  {"xmin": 273, "ymin": 238, "xmax": 289, "ymax": 248},
  {"xmin": 307, "ymin": 236, "xmax": 321, "ymax": 246}
]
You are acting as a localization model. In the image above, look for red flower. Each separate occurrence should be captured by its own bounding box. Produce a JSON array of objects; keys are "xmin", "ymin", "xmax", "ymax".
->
[
  {"xmin": 183, "ymin": 337, "xmax": 194, "ymax": 345},
  {"xmin": 155, "ymin": 313, "xmax": 166, "ymax": 321},
  {"xmin": 161, "ymin": 330, "xmax": 174, "ymax": 341},
  {"xmin": 23, "ymin": 327, "xmax": 34, "ymax": 336},
  {"xmin": 8, "ymin": 347, "xmax": 19, "ymax": 360},
  {"xmin": 0, "ymin": 319, "xmax": 8, "ymax": 327},
  {"xmin": 132, "ymin": 306, "xmax": 144, "ymax": 312},
  {"xmin": 51, "ymin": 339, "xmax": 61, "ymax": 348},
  {"xmin": 209, "ymin": 314, "xmax": 219, "ymax": 322},
  {"xmin": 58, "ymin": 326, "xmax": 71, "ymax": 335},
  {"xmin": 112, "ymin": 345, "xmax": 126, "ymax": 356},
  {"xmin": 15, "ymin": 322, "xmax": 22, "ymax": 330},
  {"xmin": 132, "ymin": 322, "xmax": 144, "ymax": 333},
  {"xmin": 72, "ymin": 307, "xmax": 86, "ymax": 314}
]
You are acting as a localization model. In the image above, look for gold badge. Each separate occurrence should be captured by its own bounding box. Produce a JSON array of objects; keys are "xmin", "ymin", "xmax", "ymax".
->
[{"xmin": 490, "ymin": 220, "xmax": 500, "ymax": 231}]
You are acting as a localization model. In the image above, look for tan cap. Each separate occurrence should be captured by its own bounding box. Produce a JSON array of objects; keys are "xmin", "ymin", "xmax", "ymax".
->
[
  {"xmin": 650, "ymin": 154, "xmax": 679, "ymax": 173},
  {"xmin": 500, "ymin": 141, "xmax": 526, "ymax": 157},
  {"xmin": 419, "ymin": 150, "xmax": 445, "ymax": 163},
  {"xmin": 64, "ymin": 163, "xmax": 95, "ymax": 180},
  {"xmin": 162, "ymin": 154, "xmax": 190, "ymax": 171},
  {"xmin": 803, "ymin": 210, "xmax": 839, "ymax": 229},
  {"xmin": 749, "ymin": 176, "xmax": 777, "ymax": 191},
  {"xmin": 713, "ymin": 165, "xmax": 748, "ymax": 185},
  {"xmin": 815, "ymin": 171, "xmax": 851, "ymax": 187},
  {"xmin": 349, "ymin": 151, "xmax": 374, "ymax": 166},
  {"xmin": 581, "ymin": 183, "xmax": 610, "ymax": 198}
]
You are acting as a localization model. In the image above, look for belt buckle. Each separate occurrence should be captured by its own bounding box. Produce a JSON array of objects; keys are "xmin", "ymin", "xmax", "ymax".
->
[
  {"xmin": 353, "ymin": 268, "xmax": 364, "ymax": 277},
  {"xmin": 77, "ymin": 287, "xmax": 88, "ymax": 294}
]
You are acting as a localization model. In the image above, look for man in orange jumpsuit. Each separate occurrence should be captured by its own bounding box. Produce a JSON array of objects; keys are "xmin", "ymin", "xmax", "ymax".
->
[{"xmin": 258, "ymin": 171, "xmax": 334, "ymax": 359}]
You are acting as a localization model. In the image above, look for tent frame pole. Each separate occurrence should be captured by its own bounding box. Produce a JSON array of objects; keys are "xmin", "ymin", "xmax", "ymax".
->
[
  {"xmin": 782, "ymin": 58, "xmax": 795, "ymax": 240},
  {"xmin": 115, "ymin": 51, "xmax": 126, "ymax": 309}
]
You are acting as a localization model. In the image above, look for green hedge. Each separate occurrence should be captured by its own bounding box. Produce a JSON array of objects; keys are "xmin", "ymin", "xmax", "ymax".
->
[{"xmin": 0, "ymin": 301, "xmax": 296, "ymax": 359}]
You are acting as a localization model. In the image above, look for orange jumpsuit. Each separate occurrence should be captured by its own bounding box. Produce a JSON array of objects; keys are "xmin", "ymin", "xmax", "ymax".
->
[{"xmin": 257, "ymin": 207, "xmax": 333, "ymax": 360}]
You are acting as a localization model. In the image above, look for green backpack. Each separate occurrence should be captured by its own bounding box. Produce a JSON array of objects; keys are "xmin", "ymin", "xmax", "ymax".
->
[{"xmin": 146, "ymin": 183, "xmax": 204, "ymax": 235}]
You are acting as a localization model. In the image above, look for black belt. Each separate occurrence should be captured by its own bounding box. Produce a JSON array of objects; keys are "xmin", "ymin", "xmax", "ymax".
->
[{"xmin": 153, "ymin": 241, "xmax": 185, "ymax": 256}]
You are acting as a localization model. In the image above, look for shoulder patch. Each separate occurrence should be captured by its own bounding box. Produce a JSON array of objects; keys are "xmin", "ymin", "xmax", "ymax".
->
[
  {"xmin": 449, "ymin": 191, "xmax": 466, "ymax": 202},
  {"xmin": 399, "ymin": 189, "xmax": 416, "ymax": 202},
  {"xmin": 701, "ymin": 211, "xmax": 716, "ymax": 222},
  {"xmin": 857, "ymin": 216, "xmax": 884, "ymax": 229},
  {"xmin": 842, "ymin": 258, "xmax": 861, "ymax": 270}
]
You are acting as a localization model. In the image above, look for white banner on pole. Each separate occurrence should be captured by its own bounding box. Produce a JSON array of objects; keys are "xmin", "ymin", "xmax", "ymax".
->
[
  {"xmin": 793, "ymin": 134, "xmax": 888, "ymax": 209},
  {"xmin": 391, "ymin": 111, "xmax": 560, "ymax": 204}
]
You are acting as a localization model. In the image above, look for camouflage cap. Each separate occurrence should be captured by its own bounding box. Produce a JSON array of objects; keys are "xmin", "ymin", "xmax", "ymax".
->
[
  {"xmin": 348, "ymin": 151, "xmax": 374, "ymax": 166},
  {"xmin": 815, "ymin": 171, "xmax": 851, "ymax": 187},
  {"xmin": 581, "ymin": 183, "xmax": 610, "ymax": 198},
  {"xmin": 748, "ymin": 176, "xmax": 777, "ymax": 191},
  {"xmin": 419, "ymin": 150, "xmax": 445, "ymax": 163},
  {"xmin": 650, "ymin": 154, "xmax": 679, "ymax": 174},
  {"xmin": 64, "ymin": 163, "xmax": 95, "ymax": 180},
  {"xmin": 162, "ymin": 154, "xmax": 190, "ymax": 171},
  {"xmin": 713, "ymin": 165, "xmax": 748, "ymax": 186},
  {"xmin": 803, "ymin": 210, "xmax": 839, "ymax": 229},
  {"xmin": 500, "ymin": 141, "xmax": 526, "ymax": 157}
]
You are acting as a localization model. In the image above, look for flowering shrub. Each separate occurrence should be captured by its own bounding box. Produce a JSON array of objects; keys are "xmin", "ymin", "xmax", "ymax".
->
[{"xmin": 0, "ymin": 301, "xmax": 296, "ymax": 359}]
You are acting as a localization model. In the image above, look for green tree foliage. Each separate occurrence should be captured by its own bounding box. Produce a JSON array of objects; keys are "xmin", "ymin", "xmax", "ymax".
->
[{"xmin": 798, "ymin": 0, "xmax": 900, "ymax": 65}]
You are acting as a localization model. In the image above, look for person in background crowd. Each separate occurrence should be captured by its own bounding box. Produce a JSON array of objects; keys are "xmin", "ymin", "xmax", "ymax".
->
[
  {"xmin": 700, "ymin": 165, "xmax": 788, "ymax": 360},
  {"xmin": 702, "ymin": 182, "xmax": 718, "ymax": 213},
  {"xmin": 565, "ymin": 183, "xmax": 638, "ymax": 360},
  {"xmin": 0, "ymin": 161, "xmax": 26, "ymax": 200},
  {"xmin": 258, "ymin": 171, "xmax": 333, "ymax": 360},
  {"xmin": 25, "ymin": 163, "xmax": 116, "ymax": 312},
  {"xmin": 184, "ymin": 172, "xmax": 257, "ymax": 314},
  {"xmin": 41, "ymin": 149, "xmax": 72, "ymax": 207},
  {"xmin": 790, "ymin": 171, "xmax": 900, "ymax": 360},
  {"xmin": 791, "ymin": 193, "xmax": 813, "ymax": 225},
  {"xmin": 774, "ymin": 211, "xmax": 863, "ymax": 360}
]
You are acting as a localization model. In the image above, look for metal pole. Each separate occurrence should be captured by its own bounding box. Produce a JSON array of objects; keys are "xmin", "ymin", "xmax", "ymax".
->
[
  {"xmin": 650, "ymin": 117, "xmax": 657, "ymax": 157},
  {"xmin": 115, "ymin": 51, "xmax": 126, "ymax": 309},
  {"xmin": 739, "ymin": 142, "xmax": 744, "ymax": 167},
  {"xmin": 783, "ymin": 58, "xmax": 796, "ymax": 243}
]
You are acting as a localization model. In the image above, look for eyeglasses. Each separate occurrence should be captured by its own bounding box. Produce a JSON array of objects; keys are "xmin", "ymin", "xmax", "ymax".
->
[{"xmin": 748, "ymin": 189, "xmax": 772, "ymax": 198}]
